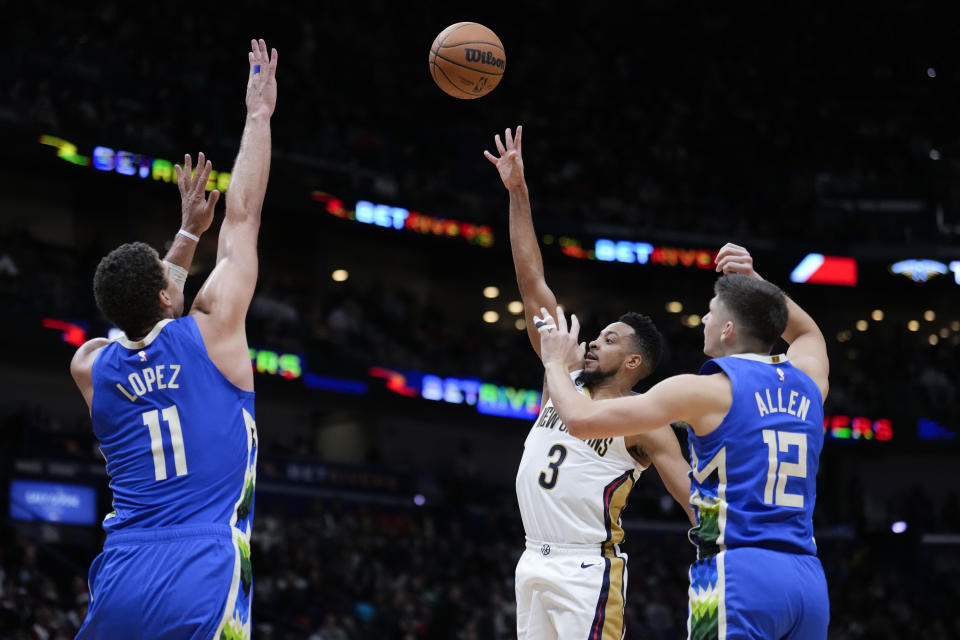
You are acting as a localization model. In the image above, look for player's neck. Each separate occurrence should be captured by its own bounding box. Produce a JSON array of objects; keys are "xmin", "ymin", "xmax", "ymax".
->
[
  {"xmin": 586, "ymin": 377, "xmax": 633, "ymax": 400},
  {"xmin": 717, "ymin": 341, "xmax": 768, "ymax": 358}
]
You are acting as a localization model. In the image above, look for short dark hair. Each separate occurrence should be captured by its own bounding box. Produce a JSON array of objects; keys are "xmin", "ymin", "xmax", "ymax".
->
[
  {"xmin": 618, "ymin": 312, "xmax": 663, "ymax": 379},
  {"xmin": 714, "ymin": 274, "xmax": 788, "ymax": 350},
  {"xmin": 93, "ymin": 242, "xmax": 167, "ymax": 337}
]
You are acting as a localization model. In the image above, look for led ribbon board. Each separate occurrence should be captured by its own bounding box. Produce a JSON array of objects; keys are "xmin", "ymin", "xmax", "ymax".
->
[
  {"xmin": 312, "ymin": 192, "xmax": 494, "ymax": 247},
  {"xmin": 824, "ymin": 415, "xmax": 892, "ymax": 441},
  {"xmin": 249, "ymin": 348, "xmax": 303, "ymax": 379},
  {"xmin": 545, "ymin": 235, "xmax": 717, "ymax": 269},
  {"xmin": 917, "ymin": 418, "xmax": 956, "ymax": 440},
  {"xmin": 790, "ymin": 254, "xmax": 858, "ymax": 286},
  {"xmin": 368, "ymin": 366, "xmax": 540, "ymax": 420},
  {"xmin": 42, "ymin": 318, "xmax": 87, "ymax": 347},
  {"xmin": 39, "ymin": 135, "xmax": 229, "ymax": 191}
]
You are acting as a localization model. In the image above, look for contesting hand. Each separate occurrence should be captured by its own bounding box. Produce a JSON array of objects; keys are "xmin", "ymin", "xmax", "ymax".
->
[
  {"xmin": 483, "ymin": 125, "xmax": 525, "ymax": 191},
  {"xmin": 175, "ymin": 152, "xmax": 219, "ymax": 237},
  {"xmin": 246, "ymin": 38, "xmax": 278, "ymax": 119}
]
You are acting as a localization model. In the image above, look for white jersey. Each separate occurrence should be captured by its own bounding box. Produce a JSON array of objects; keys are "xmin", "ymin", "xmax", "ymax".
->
[{"xmin": 516, "ymin": 371, "xmax": 646, "ymax": 546}]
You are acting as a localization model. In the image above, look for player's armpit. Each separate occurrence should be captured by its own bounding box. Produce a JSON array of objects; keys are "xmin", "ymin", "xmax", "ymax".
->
[{"xmin": 630, "ymin": 427, "xmax": 696, "ymax": 526}]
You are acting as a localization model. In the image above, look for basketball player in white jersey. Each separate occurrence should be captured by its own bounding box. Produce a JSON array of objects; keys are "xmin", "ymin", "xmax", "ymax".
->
[{"xmin": 485, "ymin": 126, "xmax": 695, "ymax": 639}]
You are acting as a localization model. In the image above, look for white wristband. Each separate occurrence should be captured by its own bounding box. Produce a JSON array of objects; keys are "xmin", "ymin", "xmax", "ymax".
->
[
  {"xmin": 163, "ymin": 261, "xmax": 188, "ymax": 292},
  {"xmin": 177, "ymin": 228, "xmax": 200, "ymax": 242}
]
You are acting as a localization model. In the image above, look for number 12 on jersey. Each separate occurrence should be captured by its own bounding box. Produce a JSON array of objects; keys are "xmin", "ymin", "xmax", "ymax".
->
[
  {"xmin": 762, "ymin": 429, "xmax": 806, "ymax": 507},
  {"xmin": 142, "ymin": 405, "xmax": 188, "ymax": 481}
]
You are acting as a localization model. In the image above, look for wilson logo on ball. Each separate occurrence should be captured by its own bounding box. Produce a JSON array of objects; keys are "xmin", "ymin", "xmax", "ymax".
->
[{"xmin": 465, "ymin": 48, "xmax": 505, "ymax": 69}]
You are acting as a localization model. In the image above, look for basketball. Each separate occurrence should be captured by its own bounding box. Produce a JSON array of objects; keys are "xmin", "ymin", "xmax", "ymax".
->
[{"xmin": 429, "ymin": 22, "xmax": 505, "ymax": 99}]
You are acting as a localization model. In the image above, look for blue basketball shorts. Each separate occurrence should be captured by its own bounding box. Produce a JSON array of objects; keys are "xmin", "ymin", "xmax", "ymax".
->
[
  {"xmin": 688, "ymin": 547, "xmax": 828, "ymax": 640},
  {"xmin": 76, "ymin": 524, "xmax": 251, "ymax": 640}
]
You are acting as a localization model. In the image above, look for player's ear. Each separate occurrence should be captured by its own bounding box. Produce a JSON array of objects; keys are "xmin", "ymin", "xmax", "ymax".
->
[
  {"xmin": 721, "ymin": 320, "xmax": 735, "ymax": 343},
  {"xmin": 158, "ymin": 288, "xmax": 172, "ymax": 309},
  {"xmin": 625, "ymin": 354, "xmax": 642, "ymax": 371}
]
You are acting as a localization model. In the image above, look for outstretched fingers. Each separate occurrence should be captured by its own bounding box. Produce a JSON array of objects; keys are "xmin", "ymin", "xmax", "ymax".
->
[
  {"xmin": 570, "ymin": 313, "xmax": 580, "ymax": 338},
  {"xmin": 555, "ymin": 305, "xmax": 568, "ymax": 334},
  {"xmin": 205, "ymin": 189, "xmax": 221, "ymax": 214},
  {"xmin": 197, "ymin": 158, "xmax": 213, "ymax": 194},
  {"xmin": 269, "ymin": 47, "xmax": 278, "ymax": 74}
]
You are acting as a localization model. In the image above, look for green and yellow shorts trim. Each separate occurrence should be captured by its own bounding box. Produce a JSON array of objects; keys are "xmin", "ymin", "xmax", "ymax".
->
[{"xmin": 687, "ymin": 547, "xmax": 829, "ymax": 640}]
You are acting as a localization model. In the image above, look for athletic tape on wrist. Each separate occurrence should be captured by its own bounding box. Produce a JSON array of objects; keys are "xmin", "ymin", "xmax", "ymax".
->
[{"xmin": 177, "ymin": 228, "xmax": 200, "ymax": 242}]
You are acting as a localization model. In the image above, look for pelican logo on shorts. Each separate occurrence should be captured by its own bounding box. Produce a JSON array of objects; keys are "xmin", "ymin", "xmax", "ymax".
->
[
  {"xmin": 464, "ymin": 48, "xmax": 505, "ymax": 69},
  {"xmin": 541, "ymin": 543, "xmax": 551, "ymax": 556}
]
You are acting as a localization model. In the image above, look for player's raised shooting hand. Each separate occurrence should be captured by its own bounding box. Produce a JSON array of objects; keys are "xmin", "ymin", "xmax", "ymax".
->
[
  {"xmin": 715, "ymin": 243, "xmax": 763, "ymax": 279},
  {"xmin": 536, "ymin": 305, "xmax": 580, "ymax": 367},
  {"xmin": 483, "ymin": 125, "xmax": 525, "ymax": 191},
  {"xmin": 246, "ymin": 38, "xmax": 278, "ymax": 119},
  {"xmin": 569, "ymin": 340, "xmax": 588, "ymax": 372},
  {"xmin": 176, "ymin": 152, "xmax": 219, "ymax": 236}
]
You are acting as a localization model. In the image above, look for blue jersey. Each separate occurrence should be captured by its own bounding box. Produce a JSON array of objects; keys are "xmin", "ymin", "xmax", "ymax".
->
[
  {"xmin": 688, "ymin": 354, "xmax": 823, "ymax": 558},
  {"xmin": 81, "ymin": 316, "xmax": 258, "ymax": 640},
  {"xmin": 91, "ymin": 316, "xmax": 257, "ymax": 536}
]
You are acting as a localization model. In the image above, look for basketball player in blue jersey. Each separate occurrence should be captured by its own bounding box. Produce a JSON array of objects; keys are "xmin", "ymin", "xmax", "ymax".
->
[
  {"xmin": 69, "ymin": 39, "xmax": 277, "ymax": 639},
  {"xmin": 537, "ymin": 243, "xmax": 830, "ymax": 639},
  {"xmin": 485, "ymin": 127, "xmax": 695, "ymax": 639}
]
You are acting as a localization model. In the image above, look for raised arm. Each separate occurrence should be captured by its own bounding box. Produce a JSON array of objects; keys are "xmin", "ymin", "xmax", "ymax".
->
[
  {"xmin": 715, "ymin": 243, "xmax": 829, "ymax": 401},
  {"xmin": 191, "ymin": 39, "xmax": 278, "ymax": 390},
  {"xmin": 484, "ymin": 126, "xmax": 560, "ymax": 359}
]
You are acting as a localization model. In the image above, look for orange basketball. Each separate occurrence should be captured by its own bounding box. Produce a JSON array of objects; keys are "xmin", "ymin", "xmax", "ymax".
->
[{"xmin": 429, "ymin": 22, "xmax": 505, "ymax": 99}]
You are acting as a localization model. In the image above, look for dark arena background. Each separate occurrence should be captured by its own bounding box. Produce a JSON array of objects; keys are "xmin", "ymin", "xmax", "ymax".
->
[{"xmin": 2, "ymin": 2, "xmax": 960, "ymax": 638}]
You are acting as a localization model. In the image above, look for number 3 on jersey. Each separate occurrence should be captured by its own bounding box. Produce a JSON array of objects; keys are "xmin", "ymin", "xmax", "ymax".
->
[
  {"xmin": 538, "ymin": 444, "xmax": 567, "ymax": 490},
  {"xmin": 142, "ymin": 405, "xmax": 187, "ymax": 481},
  {"xmin": 762, "ymin": 429, "xmax": 806, "ymax": 507}
]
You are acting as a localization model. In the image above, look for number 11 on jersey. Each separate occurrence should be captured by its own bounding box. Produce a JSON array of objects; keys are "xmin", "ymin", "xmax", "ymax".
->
[{"xmin": 142, "ymin": 405, "xmax": 188, "ymax": 481}]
